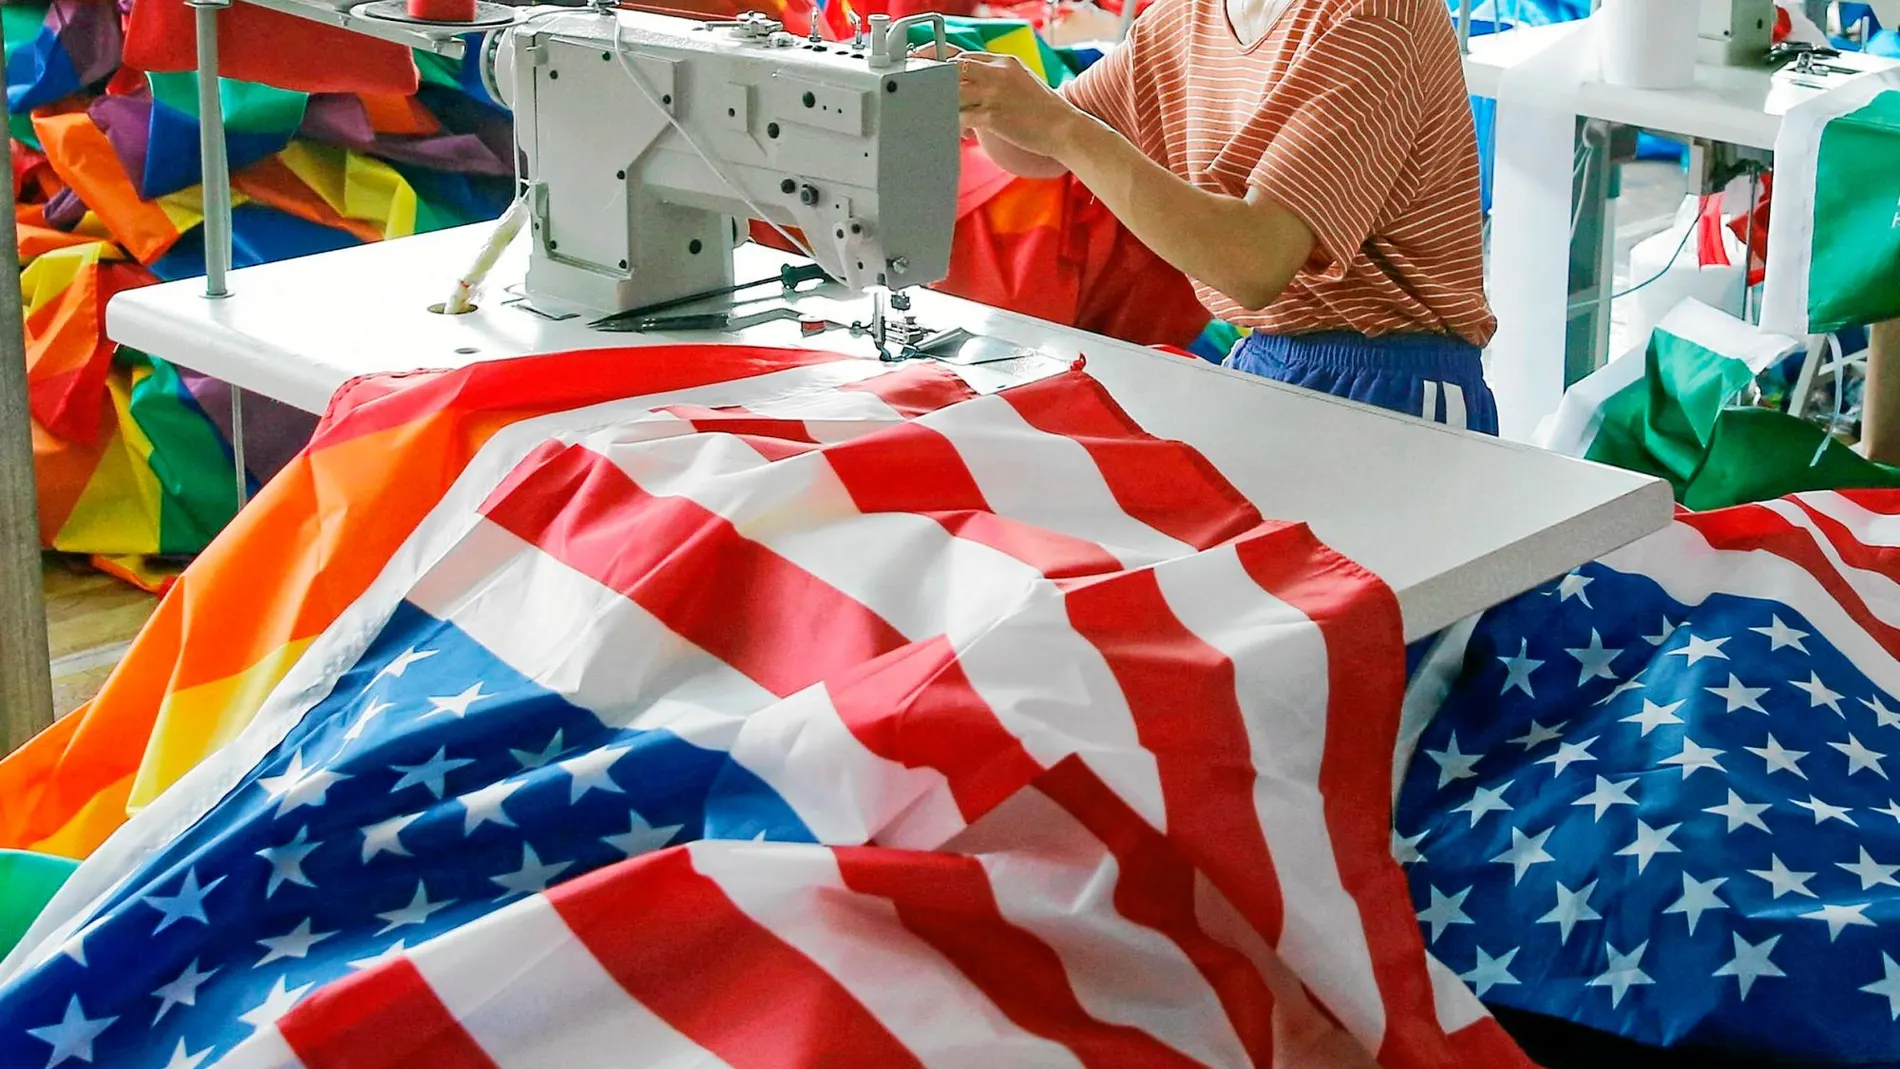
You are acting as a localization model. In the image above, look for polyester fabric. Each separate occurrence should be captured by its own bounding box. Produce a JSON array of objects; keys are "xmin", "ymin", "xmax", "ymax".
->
[{"xmin": 1228, "ymin": 329, "xmax": 1500, "ymax": 434}]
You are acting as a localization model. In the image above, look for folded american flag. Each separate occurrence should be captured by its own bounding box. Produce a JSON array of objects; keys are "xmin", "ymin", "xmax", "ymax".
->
[
  {"xmin": 1399, "ymin": 491, "xmax": 1900, "ymax": 1063},
  {"xmin": 0, "ymin": 347, "xmax": 1524, "ymax": 1068}
]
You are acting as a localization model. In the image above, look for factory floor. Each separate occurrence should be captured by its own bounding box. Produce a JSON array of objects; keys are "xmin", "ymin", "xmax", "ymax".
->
[{"xmin": 42, "ymin": 554, "xmax": 158, "ymax": 718}]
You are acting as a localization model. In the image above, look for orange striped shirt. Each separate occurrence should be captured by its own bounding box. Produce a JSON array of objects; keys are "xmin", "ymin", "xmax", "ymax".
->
[{"xmin": 1062, "ymin": 0, "xmax": 1496, "ymax": 346}]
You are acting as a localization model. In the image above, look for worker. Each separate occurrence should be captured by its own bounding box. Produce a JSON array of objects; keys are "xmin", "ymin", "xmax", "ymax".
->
[
  {"xmin": 1864, "ymin": 320, "xmax": 1900, "ymax": 465},
  {"xmin": 940, "ymin": 0, "xmax": 1499, "ymax": 433}
]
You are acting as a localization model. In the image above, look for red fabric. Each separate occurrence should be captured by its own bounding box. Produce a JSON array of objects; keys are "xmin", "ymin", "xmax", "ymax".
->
[
  {"xmin": 1727, "ymin": 171, "xmax": 1772, "ymax": 287},
  {"xmin": 125, "ymin": 0, "xmax": 420, "ymax": 94},
  {"xmin": 1695, "ymin": 195, "xmax": 1731, "ymax": 268}
]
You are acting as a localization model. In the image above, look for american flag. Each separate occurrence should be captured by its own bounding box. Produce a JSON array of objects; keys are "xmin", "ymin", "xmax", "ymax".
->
[
  {"xmin": 0, "ymin": 351, "xmax": 1524, "ymax": 1069},
  {"xmin": 1398, "ymin": 490, "xmax": 1900, "ymax": 1062}
]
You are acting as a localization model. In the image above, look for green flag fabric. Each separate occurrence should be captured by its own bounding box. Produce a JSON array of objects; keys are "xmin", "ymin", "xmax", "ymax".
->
[
  {"xmin": 1761, "ymin": 69, "xmax": 1900, "ymax": 336},
  {"xmin": 0, "ymin": 850, "xmax": 77, "ymax": 960},
  {"xmin": 1537, "ymin": 298, "xmax": 1900, "ymax": 508}
]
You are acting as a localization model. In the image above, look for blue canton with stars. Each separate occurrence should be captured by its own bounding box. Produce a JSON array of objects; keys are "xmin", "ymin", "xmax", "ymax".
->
[
  {"xmin": 1397, "ymin": 564, "xmax": 1900, "ymax": 1062},
  {"xmin": 0, "ymin": 600, "xmax": 812, "ymax": 1069}
]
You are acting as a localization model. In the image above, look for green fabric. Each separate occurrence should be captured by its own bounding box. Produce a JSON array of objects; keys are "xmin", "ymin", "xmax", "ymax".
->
[
  {"xmin": 146, "ymin": 73, "xmax": 308, "ymax": 134},
  {"xmin": 908, "ymin": 18, "xmax": 1076, "ymax": 87},
  {"xmin": 1682, "ymin": 407, "xmax": 1900, "ymax": 510},
  {"xmin": 1809, "ymin": 89, "xmax": 1900, "ymax": 332},
  {"xmin": 0, "ymin": 850, "xmax": 77, "ymax": 960},
  {"xmin": 415, "ymin": 50, "xmax": 464, "ymax": 91},
  {"xmin": 122, "ymin": 350, "xmax": 240, "ymax": 555}
]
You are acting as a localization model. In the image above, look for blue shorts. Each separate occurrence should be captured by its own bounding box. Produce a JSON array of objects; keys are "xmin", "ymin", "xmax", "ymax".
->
[{"xmin": 1225, "ymin": 331, "xmax": 1500, "ymax": 436}]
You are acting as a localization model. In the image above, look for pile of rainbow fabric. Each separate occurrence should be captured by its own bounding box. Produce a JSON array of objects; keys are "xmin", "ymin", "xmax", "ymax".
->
[{"xmin": 9, "ymin": 0, "xmax": 513, "ymax": 591}]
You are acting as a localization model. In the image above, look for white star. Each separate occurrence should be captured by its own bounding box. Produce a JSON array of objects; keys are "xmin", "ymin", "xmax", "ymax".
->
[
  {"xmin": 1750, "ymin": 855, "xmax": 1819, "ymax": 899},
  {"xmin": 458, "ymin": 778, "xmax": 526, "ymax": 835},
  {"xmin": 1573, "ymin": 775, "xmax": 1640, "ymax": 821},
  {"xmin": 1716, "ymin": 933, "xmax": 1786, "ymax": 1000},
  {"xmin": 1424, "ymin": 734, "xmax": 1483, "ymax": 788},
  {"xmin": 1416, "ymin": 885, "xmax": 1474, "ymax": 943},
  {"xmin": 1832, "ymin": 734, "xmax": 1890, "ymax": 778},
  {"xmin": 1707, "ymin": 674, "xmax": 1770, "ymax": 714},
  {"xmin": 1491, "ymin": 826, "xmax": 1556, "ymax": 884},
  {"xmin": 1662, "ymin": 737, "xmax": 1727, "ymax": 779},
  {"xmin": 1498, "ymin": 639, "xmax": 1543, "ymax": 697},
  {"xmin": 347, "ymin": 940, "xmax": 409, "ymax": 972},
  {"xmin": 143, "ymin": 868, "xmax": 225, "ymax": 934},
  {"xmin": 1460, "ymin": 946, "xmax": 1521, "ymax": 998},
  {"xmin": 603, "ymin": 811, "xmax": 683, "ymax": 859},
  {"xmin": 1803, "ymin": 901, "xmax": 1877, "ymax": 942},
  {"xmin": 1536, "ymin": 736, "xmax": 1598, "ymax": 777},
  {"xmin": 1538, "ymin": 880, "xmax": 1602, "ymax": 945},
  {"xmin": 341, "ymin": 698, "xmax": 394, "ymax": 743},
  {"xmin": 159, "ymin": 1039, "xmax": 212, "ymax": 1069},
  {"xmin": 256, "ymin": 825, "xmax": 320, "ymax": 897},
  {"xmin": 1452, "ymin": 781, "xmax": 1514, "ymax": 827},
  {"xmin": 1863, "ymin": 953, "xmax": 1900, "ymax": 1019},
  {"xmin": 1791, "ymin": 672, "xmax": 1846, "ymax": 715},
  {"xmin": 151, "ymin": 958, "xmax": 218, "ymax": 1024},
  {"xmin": 57, "ymin": 916, "xmax": 104, "ymax": 967},
  {"xmin": 424, "ymin": 682, "xmax": 491, "ymax": 719},
  {"xmin": 26, "ymin": 995, "xmax": 116, "ymax": 1067},
  {"xmin": 1880, "ymin": 800, "xmax": 1900, "ymax": 825},
  {"xmin": 492, "ymin": 843, "xmax": 575, "ymax": 898},
  {"xmin": 256, "ymin": 750, "xmax": 350, "ymax": 816},
  {"xmin": 1841, "ymin": 847, "xmax": 1900, "ymax": 891},
  {"xmin": 559, "ymin": 745, "xmax": 632, "ymax": 803},
  {"xmin": 1556, "ymin": 571, "xmax": 1595, "ymax": 608},
  {"xmin": 1865, "ymin": 694, "xmax": 1900, "ymax": 730},
  {"xmin": 374, "ymin": 646, "xmax": 437, "ymax": 682},
  {"xmin": 1393, "ymin": 829, "xmax": 1428, "ymax": 866},
  {"xmin": 1595, "ymin": 679, "xmax": 1646, "ymax": 706},
  {"xmin": 1643, "ymin": 617, "xmax": 1681, "ymax": 646},
  {"xmin": 1616, "ymin": 819, "xmax": 1683, "ymax": 874},
  {"xmin": 1703, "ymin": 789, "xmax": 1772, "ymax": 833},
  {"xmin": 1621, "ymin": 698, "xmax": 1686, "ymax": 737},
  {"xmin": 1793, "ymin": 795, "xmax": 1857, "ymax": 826},
  {"xmin": 1508, "ymin": 720, "xmax": 1564, "ymax": 750},
  {"xmin": 376, "ymin": 882, "xmax": 453, "ymax": 935},
  {"xmin": 239, "ymin": 976, "xmax": 315, "ymax": 1031},
  {"xmin": 1751, "ymin": 615, "xmax": 1810, "ymax": 653},
  {"xmin": 1748, "ymin": 734, "xmax": 1810, "ymax": 780},
  {"xmin": 510, "ymin": 730, "xmax": 567, "ymax": 770},
  {"xmin": 256, "ymin": 917, "xmax": 338, "ymax": 966},
  {"xmin": 361, "ymin": 812, "xmax": 421, "ymax": 862},
  {"xmin": 1566, "ymin": 630, "xmax": 1621, "ymax": 684},
  {"xmin": 1670, "ymin": 634, "xmax": 1730, "ymax": 665},
  {"xmin": 390, "ymin": 746, "xmax": 476, "ymax": 800},
  {"xmin": 1587, "ymin": 940, "xmax": 1654, "ymax": 1008},
  {"xmin": 1663, "ymin": 873, "xmax": 1729, "ymax": 935}
]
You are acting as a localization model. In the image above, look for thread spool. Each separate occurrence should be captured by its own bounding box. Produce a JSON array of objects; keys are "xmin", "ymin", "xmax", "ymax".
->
[{"xmin": 407, "ymin": 0, "xmax": 477, "ymax": 22}]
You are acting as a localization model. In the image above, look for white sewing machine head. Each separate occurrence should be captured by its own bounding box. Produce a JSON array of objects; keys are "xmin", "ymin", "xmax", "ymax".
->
[{"xmin": 482, "ymin": 6, "xmax": 961, "ymax": 317}]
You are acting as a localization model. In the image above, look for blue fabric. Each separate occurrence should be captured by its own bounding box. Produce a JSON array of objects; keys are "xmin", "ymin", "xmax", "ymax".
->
[{"xmin": 1227, "ymin": 330, "xmax": 1501, "ymax": 435}]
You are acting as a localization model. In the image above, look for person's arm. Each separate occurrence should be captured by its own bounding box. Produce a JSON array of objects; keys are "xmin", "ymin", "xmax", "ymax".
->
[
  {"xmin": 1864, "ymin": 319, "xmax": 1900, "ymax": 465},
  {"xmin": 957, "ymin": 53, "xmax": 1313, "ymax": 310},
  {"xmin": 974, "ymin": 130, "xmax": 1069, "ymax": 181}
]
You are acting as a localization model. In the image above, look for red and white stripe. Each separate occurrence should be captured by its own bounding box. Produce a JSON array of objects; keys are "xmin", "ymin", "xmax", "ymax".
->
[{"xmin": 220, "ymin": 364, "xmax": 1525, "ymax": 1069}]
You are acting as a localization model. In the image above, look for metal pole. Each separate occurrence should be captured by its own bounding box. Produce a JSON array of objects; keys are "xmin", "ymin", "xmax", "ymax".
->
[
  {"xmin": 190, "ymin": 0, "xmax": 234, "ymax": 300},
  {"xmin": 0, "ymin": 103, "xmax": 56, "ymax": 749},
  {"xmin": 1458, "ymin": 0, "xmax": 1473, "ymax": 53}
]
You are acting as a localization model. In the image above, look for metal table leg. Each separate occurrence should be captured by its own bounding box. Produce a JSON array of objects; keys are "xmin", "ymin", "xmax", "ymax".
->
[{"xmin": 187, "ymin": 0, "xmax": 247, "ymax": 507}]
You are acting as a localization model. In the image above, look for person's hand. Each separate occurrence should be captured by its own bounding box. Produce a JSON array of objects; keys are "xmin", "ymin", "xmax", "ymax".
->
[{"xmin": 952, "ymin": 51, "xmax": 1079, "ymax": 158}]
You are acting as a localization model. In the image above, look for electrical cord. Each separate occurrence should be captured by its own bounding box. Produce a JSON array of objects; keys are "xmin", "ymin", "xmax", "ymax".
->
[{"xmin": 1564, "ymin": 218, "xmax": 1694, "ymax": 317}]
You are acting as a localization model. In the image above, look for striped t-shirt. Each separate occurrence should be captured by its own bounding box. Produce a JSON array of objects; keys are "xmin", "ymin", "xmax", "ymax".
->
[{"xmin": 1062, "ymin": 0, "xmax": 1496, "ymax": 346}]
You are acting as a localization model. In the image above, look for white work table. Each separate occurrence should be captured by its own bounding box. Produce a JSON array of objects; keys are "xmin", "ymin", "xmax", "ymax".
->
[
  {"xmin": 107, "ymin": 226, "xmax": 1673, "ymax": 641},
  {"xmin": 1462, "ymin": 22, "xmax": 1897, "ymax": 149}
]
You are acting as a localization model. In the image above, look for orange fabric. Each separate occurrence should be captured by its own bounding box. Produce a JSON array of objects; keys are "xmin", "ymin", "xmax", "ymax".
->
[
  {"xmin": 25, "ymin": 260, "xmax": 153, "ymax": 444},
  {"xmin": 31, "ymin": 112, "xmax": 180, "ymax": 263},
  {"xmin": 30, "ymin": 406, "xmax": 109, "ymax": 543},
  {"xmin": 357, "ymin": 93, "xmax": 441, "ymax": 137},
  {"xmin": 125, "ymin": 0, "xmax": 420, "ymax": 95},
  {"xmin": 1063, "ymin": 0, "xmax": 1493, "ymax": 344},
  {"xmin": 18, "ymin": 222, "xmax": 99, "ymax": 261},
  {"xmin": 234, "ymin": 157, "xmax": 387, "ymax": 244}
]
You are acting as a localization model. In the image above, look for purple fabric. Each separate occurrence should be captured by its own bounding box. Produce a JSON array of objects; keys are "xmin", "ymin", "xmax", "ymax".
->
[
  {"xmin": 173, "ymin": 368, "xmax": 319, "ymax": 483},
  {"xmin": 43, "ymin": 186, "xmax": 86, "ymax": 230},
  {"xmin": 299, "ymin": 95, "xmax": 511, "ymax": 177},
  {"xmin": 46, "ymin": 0, "xmax": 122, "ymax": 88},
  {"xmin": 87, "ymin": 91, "xmax": 152, "ymax": 188}
]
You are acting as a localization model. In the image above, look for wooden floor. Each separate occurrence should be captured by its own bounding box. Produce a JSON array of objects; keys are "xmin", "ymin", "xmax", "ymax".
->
[{"xmin": 42, "ymin": 554, "xmax": 158, "ymax": 717}]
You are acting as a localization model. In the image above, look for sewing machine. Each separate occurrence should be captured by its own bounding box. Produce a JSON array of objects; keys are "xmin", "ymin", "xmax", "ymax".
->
[
  {"xmin": 1699, "ymin": 0, "xmax": 1776, "ymax": 67},
  {"xmin": 484, "ymin": 5, "xmax": 959, "ymax": 317}
]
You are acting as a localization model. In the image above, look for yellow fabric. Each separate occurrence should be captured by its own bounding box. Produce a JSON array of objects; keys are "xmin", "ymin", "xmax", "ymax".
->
[
  {"xmin": 279, "ymin": 142, "xmax": 419, "ymax": 240},
  {"xmin": 27, "ymin": 775, "xmax": 135, "ymax": 861},
  {"xmin": 985, "ymin": 25, "xmax": 1048, "ymax": 81},
  {"xmin": 21, "ymin": 242, "xmax": 107, "ymax": 316},
  {"xmin": 52, "ymin": 374, "xmax": 162, "ymax": 555}
]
